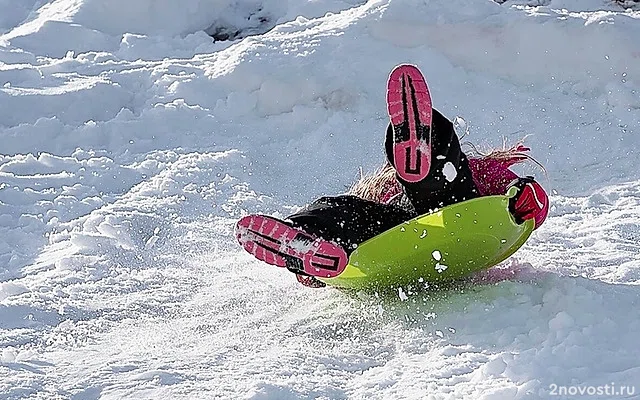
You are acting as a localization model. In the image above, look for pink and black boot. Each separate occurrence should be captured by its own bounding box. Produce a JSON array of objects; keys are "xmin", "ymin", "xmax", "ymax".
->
[
  {"xmin": 235, "ymin": 214, "xmax": 348, "ymax": 283},
  {"xmin": 386, "ymin": 64, "xmax": 433, "ymax": 182}
]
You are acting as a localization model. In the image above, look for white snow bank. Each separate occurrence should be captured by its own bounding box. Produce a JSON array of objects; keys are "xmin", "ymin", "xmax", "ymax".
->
[
  {"xmin": 4, "ymin": 0, "xmax": 273, "ymax": 38},
  {"xmin": 1, "ymin": 0, "xmax": 640, "ymax": 398},
  {"xmin": 1, "ymin": 0, "xmax": 636, "ymax": 194},
  {"xmin": 372, "ymin": 0, "xmax": 640, "ymax": 86},
  {"xmin": 1, "ymin": 0, "xmax": 367, "ymax": 57}
]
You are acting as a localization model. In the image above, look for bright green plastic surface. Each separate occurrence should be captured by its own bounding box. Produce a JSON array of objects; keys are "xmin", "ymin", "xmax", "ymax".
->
[{"xmin": 318, "ymin": 188, "xmax": 535, "ymax": 289}]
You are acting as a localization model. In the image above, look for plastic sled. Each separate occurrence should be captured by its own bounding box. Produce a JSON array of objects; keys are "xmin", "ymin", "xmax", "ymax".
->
[{"xmin": 317, "ymin": 186, "xmax": 535, "ymax": 289}]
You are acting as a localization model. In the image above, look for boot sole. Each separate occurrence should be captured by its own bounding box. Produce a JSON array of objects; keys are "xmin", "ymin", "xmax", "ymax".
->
[
  {"xmin": 236, "ymin": 214, "xmax": 348, "ymax": 278},
  {"xmin": 386, "ymin": 64, "xmax": 432, "ymax": 182}
]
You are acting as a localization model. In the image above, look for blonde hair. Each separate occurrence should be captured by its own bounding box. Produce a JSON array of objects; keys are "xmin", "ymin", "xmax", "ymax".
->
[{"xmin": 348, "ymin": 163, "xmax": 398, "ymax": 202}]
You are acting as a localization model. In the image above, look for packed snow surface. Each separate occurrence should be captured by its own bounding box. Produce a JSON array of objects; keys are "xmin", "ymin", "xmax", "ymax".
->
[{"xmin": 1, "ymin": 0, "xmax": 640, "ymax": 398}]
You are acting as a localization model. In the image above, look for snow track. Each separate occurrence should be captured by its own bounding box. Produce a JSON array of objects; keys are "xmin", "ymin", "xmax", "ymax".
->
[{"xmin": 1, "ymin": 0, "xmax": 639, "ymax": 398}]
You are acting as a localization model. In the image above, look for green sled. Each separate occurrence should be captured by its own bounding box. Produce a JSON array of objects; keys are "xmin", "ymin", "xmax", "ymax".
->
[{"xmin": 317, "ymin": 187, "xmax": 535, "ymax": 290}]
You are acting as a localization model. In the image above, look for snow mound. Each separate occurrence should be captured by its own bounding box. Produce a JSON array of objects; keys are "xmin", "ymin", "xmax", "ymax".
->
[
  {"xmin": 1, "ymin": 0, "xmax": 640, "ymax": 398},
  {"xmin": 1, "ymin": 0, "xmax": 367, "ymax": 57}
]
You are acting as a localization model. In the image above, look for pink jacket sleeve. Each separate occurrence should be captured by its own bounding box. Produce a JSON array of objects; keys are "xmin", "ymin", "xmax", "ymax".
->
[
  {"xmin": 468, "ymin": 158, "xmax": 519, "ymax": 196},
  {"xmin": 468, "ymin": 157, "xmax": 549, "ymax": 229}
]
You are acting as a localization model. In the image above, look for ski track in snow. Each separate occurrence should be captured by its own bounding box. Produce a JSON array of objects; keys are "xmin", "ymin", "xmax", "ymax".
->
[{"xmin": 1, "ymin": 0, "xmax": 640, "ymax": 399}]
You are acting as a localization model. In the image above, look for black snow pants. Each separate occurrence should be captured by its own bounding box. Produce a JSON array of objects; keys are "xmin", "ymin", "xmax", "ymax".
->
[{"xmin": 288, "ymin": 109, "xmax": 479, "ymax": 255}]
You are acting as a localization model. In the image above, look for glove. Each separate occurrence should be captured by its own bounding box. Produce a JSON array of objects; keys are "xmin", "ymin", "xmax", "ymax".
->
[{"xmin": 508, "ymin": 176, "xmax": 549, "ymax": 230}]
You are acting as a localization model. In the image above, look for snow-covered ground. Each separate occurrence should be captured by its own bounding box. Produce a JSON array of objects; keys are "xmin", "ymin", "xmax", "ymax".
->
[{"xmin": 1, "ymin": 0, "xmax": 639, "ymax": 398}]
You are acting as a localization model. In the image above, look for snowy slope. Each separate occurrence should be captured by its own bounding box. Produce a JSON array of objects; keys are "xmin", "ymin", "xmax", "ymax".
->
[{"xmin": 1, "ymin": 0, "xmax": 639, "ymax": 399}]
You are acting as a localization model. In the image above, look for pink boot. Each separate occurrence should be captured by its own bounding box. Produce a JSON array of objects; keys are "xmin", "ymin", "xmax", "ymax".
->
[
  {"xmin": 235, "ymin": 214, "xmax": 348, "ymax": 279},
  {"xmin": 386, "ymin": 64, "xmax": 433, "ymax": 182}
]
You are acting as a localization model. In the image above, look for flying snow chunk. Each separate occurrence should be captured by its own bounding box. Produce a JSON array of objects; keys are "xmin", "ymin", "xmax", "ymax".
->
[
  {"xmin": 435, "ymin": 263, "xmax": 448, "ymax": 273},
  {"xmin": 398, "ymin": 287, "xmax": 408, "ymax": 301},
  {"xmin": 453, "ymin": 116, "xmax": 467, "ymax": 131},
  {"xmin": 1, "ymin": 348, "xmax": 17, "ymax": 363},
  {"xmin": 442, "ymin": 162, "xmax": 457, "ymax": 182}
]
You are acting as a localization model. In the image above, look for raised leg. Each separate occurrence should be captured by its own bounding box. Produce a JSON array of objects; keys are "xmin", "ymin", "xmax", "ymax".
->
[{"xmin": 385, "ymin": 65, "xmax": 479, "ymax": 214}]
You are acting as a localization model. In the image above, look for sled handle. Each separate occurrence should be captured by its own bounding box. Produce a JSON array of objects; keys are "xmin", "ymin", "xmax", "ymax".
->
[{"xmin": 505, "ymin": 185, "xmax": 519, "ymax": 199}]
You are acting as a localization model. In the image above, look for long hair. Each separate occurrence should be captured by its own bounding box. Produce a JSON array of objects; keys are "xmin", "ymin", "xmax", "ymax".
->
[
  {"xmin": 348, "ymin": 163, "xmax": 399, "ymax": 203},
  {"xmin": 462, "ymin": 139, "xmax": 547, "ymax": 173}
]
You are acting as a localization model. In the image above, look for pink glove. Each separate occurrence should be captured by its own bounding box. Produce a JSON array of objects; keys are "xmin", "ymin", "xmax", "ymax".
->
[{"xmin": 508, "ymin": 177, "xmax": 549, "ymax": 229}]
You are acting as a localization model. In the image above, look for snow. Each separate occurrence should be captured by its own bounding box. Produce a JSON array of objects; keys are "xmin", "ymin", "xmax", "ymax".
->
[
  {"xmin": 1, "ymin": 0, "xmax": 639, "ymax": 398},
  {"xmin": 442, "ymin": 161, "xmax": 458, "ymax": 182}
]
